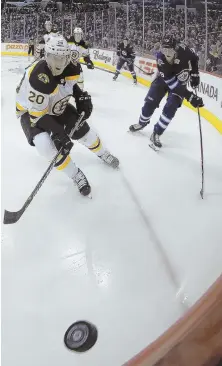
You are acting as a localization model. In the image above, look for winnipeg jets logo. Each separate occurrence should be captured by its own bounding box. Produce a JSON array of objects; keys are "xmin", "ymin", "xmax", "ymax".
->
[
  {"xmin": 122, "ymin": 51, "xmax": 127, "ymax": 56},
  {"xmin": 174, "ymin": 59, "xmax": 180, "ymax": 64},
  {"xmin": 158, "ymin": 59, "xmax": 164, "ymax": 66},
  {"xmin": 177, "ymin": 70, "xmax": 189, "ymax": 83}
]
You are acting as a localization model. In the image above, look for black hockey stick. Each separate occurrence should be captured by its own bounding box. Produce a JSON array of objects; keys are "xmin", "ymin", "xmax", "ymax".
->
[
  {"xmin": 195, "ymin": 90, "xmax": 204, "ymax": 199},
  {"xmin": 134, "ymin": 64, "xmax": 154, "ymax": 76},
  {"xmin": 3, "ymin": 112, "xmax": 85, "ymax": 225},
  {"xmin": 80, "ymin": 61, "xmax": 115, "ymax": 74}
]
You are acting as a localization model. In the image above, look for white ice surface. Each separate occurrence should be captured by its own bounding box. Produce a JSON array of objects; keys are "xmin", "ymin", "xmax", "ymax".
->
[{"xmin": 1, "ymin": 57, "xmax": 222, "ymax": 366}]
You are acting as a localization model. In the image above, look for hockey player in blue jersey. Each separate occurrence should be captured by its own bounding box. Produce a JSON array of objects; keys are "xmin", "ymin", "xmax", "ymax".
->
[
  {"xmin": 113, "ymin": 37, "xmax": 137, "ymax": 84},
  {"xmin": 129, "ymin": 37, "xmax": 204, "ymax": 149}
]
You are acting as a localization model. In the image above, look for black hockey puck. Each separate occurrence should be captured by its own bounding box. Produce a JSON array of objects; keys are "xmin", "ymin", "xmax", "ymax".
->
[{"xmin": 64, "ymin": 321, "xmax": 98, "ymax": 352}]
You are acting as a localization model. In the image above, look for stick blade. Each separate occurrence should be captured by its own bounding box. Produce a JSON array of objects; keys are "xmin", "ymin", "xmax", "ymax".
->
[
  {"xmin": 200, "ymin": 189, "xmax": 204, "ymax": 199},
  {"xmin": 3, "ymin": 209, "xmax": 23, "ymax": 225}
]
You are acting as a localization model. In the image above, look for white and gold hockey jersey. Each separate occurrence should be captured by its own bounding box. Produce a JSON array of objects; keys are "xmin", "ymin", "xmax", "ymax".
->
[
  {"xmin": 36, "ymin": 31, "xmax": 60, "ymax": 58},
  {"xmin": 68, "ymin": 38, "xmax": 90, "ymax": 63},
  {"xmin": 16, "ymin": 59, "xmax": 81, "ymax": 125}
]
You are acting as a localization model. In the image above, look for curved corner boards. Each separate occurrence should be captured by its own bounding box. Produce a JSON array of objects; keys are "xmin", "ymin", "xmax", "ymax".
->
[{"xmin": 124, "ymin": 275, "xmax": 222, "ymax": 366}]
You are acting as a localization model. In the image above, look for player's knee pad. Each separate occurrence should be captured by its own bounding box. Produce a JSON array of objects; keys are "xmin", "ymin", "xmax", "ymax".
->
[
  {"xmin": 21, "ymin": 112, "xmax": 43, "ymax": 146},
  {"xmin": 117, "ymin": 58, "xmax": 125, "ymax": 71},
  {"xmin": 128, "ymin": 64, "xmax": 134, "ymax": 73},
  {"xmin": 33, "ymin": 132, "xmax": 70, "ymax": 169},
  {"xmin": 33, "ymin": 132, "xmax": 57, "ymax": 159},
  {"xmin": 163, "ymin": 93, "xmax": 183, "ymax": 119},
  {"xmin": 143, "ymin": 94, "xmax": 158, "ymax": 115}
]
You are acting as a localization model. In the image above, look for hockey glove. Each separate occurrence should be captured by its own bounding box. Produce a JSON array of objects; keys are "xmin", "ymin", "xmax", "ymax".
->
[
  {"xmin": 75, "ymin": 91, "xmax": 93, "ymax": 120},
  {"xmin": 52, "ymin": 133, "xmax": 74, "ymax": 156},
  {"xmin": 190, "ymin": 72, "xmax": 200, "ymax": 89},
  {"xmin": 87, "ymin": 61, "xmax": 94, "ymax": 69},
  {"xmin": 188, "ymin": 93, "xmax": 204, "ymax": 108}
]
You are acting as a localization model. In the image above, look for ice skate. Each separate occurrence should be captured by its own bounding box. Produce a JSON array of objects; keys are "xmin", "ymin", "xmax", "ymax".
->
[
  {"xmin": 129, "ymin": 122, "xmax": 148, "ymax": 132},
  {"xmin": 99, "ymin": 150, "xmax": 119, "ymax": 169},
  {"xmin": 113, "ymin": 74, "xmax": 118, "ymax": 81},
  {"xmin": 149, "ymin": 132, "xmax": 162, "ymax": 151},
  {"xmin": 74, "ymin": 168, "xmax": 91, "ymax": 197},
  {"xmin": 133, "ymin": 78, "xmax": 137, "ymax": 85}
]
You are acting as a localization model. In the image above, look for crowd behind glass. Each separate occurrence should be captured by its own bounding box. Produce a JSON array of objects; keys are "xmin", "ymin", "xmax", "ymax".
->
[{"xmin": 1, "ymin": 0, "xmax": 222, "ymax": 74}]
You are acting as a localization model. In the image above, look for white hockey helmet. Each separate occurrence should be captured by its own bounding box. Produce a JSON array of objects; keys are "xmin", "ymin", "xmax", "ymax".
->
[
  {"xmin": 45, "ymin": 20, "xmax": 52, "ymax": 32},
  {"xmin": 73, "ymin": 27, "xmax": 83, "ymax": 43},
  {"xmin": 45, "ymin": 36, "xmax": 71, "ymax": 76}
]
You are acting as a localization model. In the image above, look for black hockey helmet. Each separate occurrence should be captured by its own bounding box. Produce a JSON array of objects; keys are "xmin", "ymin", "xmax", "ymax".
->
[
  {"xmin": 161, "ymin": 36, "xmax": 177, "ymax": 49},
  {"xmin": 161, "ymin": 36, "xmax": 177, "ymax": 62}
]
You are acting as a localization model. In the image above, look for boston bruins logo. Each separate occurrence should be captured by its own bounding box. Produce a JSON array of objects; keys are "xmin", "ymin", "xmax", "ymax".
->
[
  {"xmin": 52, "ymin": 95, "xmax": 71, "ymax": 115},
  {"xmin": 71, "ymin": 50, "xmax": 80, "ymax": 63}
]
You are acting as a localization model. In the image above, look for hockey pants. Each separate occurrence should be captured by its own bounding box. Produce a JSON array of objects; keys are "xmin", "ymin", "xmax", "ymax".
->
[{"xmin": 139, "ymin": 76, "xmax": 183, "ymax": 135}]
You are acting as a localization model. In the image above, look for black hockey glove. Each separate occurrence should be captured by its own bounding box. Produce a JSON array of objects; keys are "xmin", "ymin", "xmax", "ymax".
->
[
  {"xmin": 52, "ymin": 133, "xmax": 74, "ymax": 156},
  {"xmin": 188, "ymin": 93, "xmax": 204, "ymax": 108},
  {"xmin": 75, "ymin": 91, "xmax": 93, "ymax": 120},
  {"xmin": 190, "ymin": 72, "xmax": 200, "ymax": 89},
  {"xmin": 87, "ymin": 61, "xmax": 94, "ymax": 69}
]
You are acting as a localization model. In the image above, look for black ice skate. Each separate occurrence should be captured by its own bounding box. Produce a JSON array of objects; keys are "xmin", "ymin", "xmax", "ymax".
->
[
  {"xmin": 113, "ymin": 74, "xmax": 118, "ymax": 81},
  {"xmin": 74, "ymin": 168, "xmax": 91, "ymax": 196},
  {"xmin": 129, "ymin": 122, "xmax": 148, "ymax": 132},
  {"xmin": 99, "ymin": 150, "xmax": 119, "ymax": 169},
  {"xmin": 133, "ymin": 78, "xmax": 137, "ymax": 85},
  {"xmin": 149, "ymin": 132, "xmax": 162, "ymax": 151}
]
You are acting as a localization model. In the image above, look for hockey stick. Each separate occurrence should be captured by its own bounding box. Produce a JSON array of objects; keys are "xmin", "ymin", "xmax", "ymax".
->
[
  {"xmin": 3, "ymin": 112, "xmax": 85, "ymax": 225},
  {"xmin": 195, "ymin": 90, "xmax": 204, "ymax": 199},
  {"xmin": 134, "ymin": 64, "xmax": 154, "ymax": 76},
  {"xmin": 80, "ymin": 61, "xmax": 115, "ymax": 74}
]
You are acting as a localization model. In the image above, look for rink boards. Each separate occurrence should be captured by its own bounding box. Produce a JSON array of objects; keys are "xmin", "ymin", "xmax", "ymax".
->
[{"xmin": 1, "ymin": 42, "xmax": 222, "ymax": 133}]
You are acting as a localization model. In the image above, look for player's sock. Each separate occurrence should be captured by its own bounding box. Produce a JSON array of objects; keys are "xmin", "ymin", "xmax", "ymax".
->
[{"xmin": 78, "ymin": 129, "xmax": 104, "ymax": 155}]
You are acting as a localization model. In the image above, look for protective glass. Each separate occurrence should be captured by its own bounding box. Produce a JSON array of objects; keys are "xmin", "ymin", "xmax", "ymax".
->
[
  {"xmin": 161, "ymin": 47, "xmax": 176, "ymax": 61},
  {"xmin": 46, "ymin": 54, "xmax": 70, "ymax": 76},
  {"xmin": 74, "ymin": 33, "xmax": 82, "ymax": 43}
]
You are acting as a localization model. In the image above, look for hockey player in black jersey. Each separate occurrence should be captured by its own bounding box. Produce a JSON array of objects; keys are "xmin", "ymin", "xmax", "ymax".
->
[
  {"xmin": 16, "ymin": 36, "xmax": 119, "ymax": 197},
  {"xmin": 113, "ymin": 38, "xmax": 137, "ymax": 84},
  {"xmin": 129, "ymin": 37, "xmax": 204, "ymax": 149}
]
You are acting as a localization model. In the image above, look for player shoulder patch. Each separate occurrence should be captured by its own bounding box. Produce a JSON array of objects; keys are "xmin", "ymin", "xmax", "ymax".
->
[
  {"xmin": 157, "ymin": 58, "xmax": 164, "ymax": 66},
  {"xmin": 174, "ymin": 59, "xmax": 180, "ymax": 64},
  {"xmin": 38, "ymin": 73, "xmax": 50, "ymax": 84},
  {"xmin": 29, "ymin": 60, "xmax": 57, "ymax": 94},
  {"xmin": 71, "ymin": 49, "xmax": 80, "ymax": 63}
]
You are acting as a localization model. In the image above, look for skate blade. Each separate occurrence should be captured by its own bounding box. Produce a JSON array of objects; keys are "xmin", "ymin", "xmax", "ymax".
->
[
  {"xmin": 87, "ymin": 193, "xmax": 92, "ymax": 199},
  {"xmin": 149, "ymin": 143, "xmax": 160, "ymax": 152}
]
